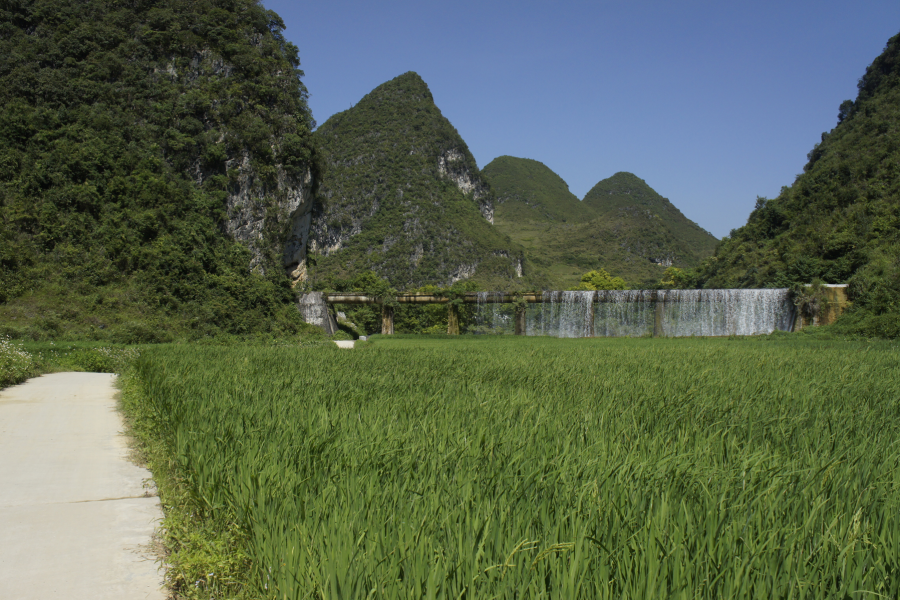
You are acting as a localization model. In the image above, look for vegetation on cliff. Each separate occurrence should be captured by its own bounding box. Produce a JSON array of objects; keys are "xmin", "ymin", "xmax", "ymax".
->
[
  {"xmin": 484, "ymin": 157, "xmax": 718, "ymax": 288},
  {"xmin": 0, "ymin": 0, "xmax": 317, "ymax": 341},
  {"xmin": 308, "ymin": 72, "xmax": 528, "ymax": 291},
  {"xmin": 696, "ymin": 32, "xmax": 900, "ymax": 337}
]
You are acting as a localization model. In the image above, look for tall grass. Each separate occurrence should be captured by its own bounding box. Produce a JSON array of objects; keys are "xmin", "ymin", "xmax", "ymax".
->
[{"xmin": 127, "ymin": 337, "xmax": 900, "ymax": 598}]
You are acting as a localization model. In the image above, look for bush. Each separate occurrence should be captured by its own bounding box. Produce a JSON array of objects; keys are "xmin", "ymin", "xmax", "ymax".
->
[
  {"xmin": 73, "ymin": 347, "xmax": 137, "ymax": 373},
  {"xmin": 0, "ymin": 336, "xmax": 37, "ymax": 388}
]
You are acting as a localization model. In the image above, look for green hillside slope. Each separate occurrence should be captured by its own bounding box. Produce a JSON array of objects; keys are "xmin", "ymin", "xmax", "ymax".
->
[
  {"xmin": 696, "ymin": 32, "xmax": 900, "ymax": 336},
  {"xmin": 483, "ymin": 157, "xmax": 718, "ymax": 288},
  {"xmin": 308, "ymin": 73, "xmax": 527, "ymax": 290},
  {"xmin": 484, "ymin": 156, "xmax": 583, "ymax": 223},
  {"xmin": 0, "ymin": 0, "xmax": 318, "ymax": 341}
]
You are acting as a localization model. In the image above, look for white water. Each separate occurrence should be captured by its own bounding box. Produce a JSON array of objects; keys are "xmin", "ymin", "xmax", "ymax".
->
[
  {"xmin": 476, "ymin": 289, "xmax": 794, "ymax": 338},
  {"xmin": 475, "ymin": 291, "xmax": 511, "ymax": 334},
  {"xmin": 593, "ymin": 290, "xmax": 655, "ymax": 337},
  {"xmin": 657, "ymin": 289, "xmax": 794, "ymax": 337}
]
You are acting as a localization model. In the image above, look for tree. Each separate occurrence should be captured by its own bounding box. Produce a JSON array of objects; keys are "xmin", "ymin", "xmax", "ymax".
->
[
  {"xmin": 660, "ymin": 266, "xmax": 695, "ymax": 289},
  {"xmin": 572, "ymin": 269, "xmax": 627, "ymax": 291}
]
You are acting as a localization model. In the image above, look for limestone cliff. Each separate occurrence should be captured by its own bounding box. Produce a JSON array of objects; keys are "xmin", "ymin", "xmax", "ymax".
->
[
  {"xmin": 0, "ymin": 0, "xmax": 318, "ymax": 339},
  {"xmin": 222, "ymin": 151, "xmax": 314, "ymax": 278},
  {"xmin": 307, "ymin": 72, "xmax": 524, "ymax": 290},
  {"xmin": 155, "ymin": 49, "xmax": 316, "ymax": 278}
]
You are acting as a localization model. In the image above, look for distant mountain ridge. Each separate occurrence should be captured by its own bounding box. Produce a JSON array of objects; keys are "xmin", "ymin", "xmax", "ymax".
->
[{"xmin": 484, "ymin": 157, "xmax": 718, "ymax": 288}]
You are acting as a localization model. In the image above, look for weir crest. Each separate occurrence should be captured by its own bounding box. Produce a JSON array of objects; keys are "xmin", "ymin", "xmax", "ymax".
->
[{"xmin": 315, "ymin": 288, "xmax": 814, "ymax": 337}]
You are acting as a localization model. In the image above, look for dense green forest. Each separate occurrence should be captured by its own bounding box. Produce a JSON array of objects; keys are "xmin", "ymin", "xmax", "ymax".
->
[
  {"xmin": 695, "ymin": 32, "xmax": 900, "ymax": 337},
  {"xmin": 2, "ymin": 0, "xmax": 897, "ymax": 340},
  {"xmin": 485, "ymin": 157, "xmax": 718, "ymax": 288},
  {"xmin": 308, "ymin": 72, "xmax": 531, "ymax": 291},
  {"xmin": 0, "ymin": 0, "xmax": 318, "ymax": 341}
]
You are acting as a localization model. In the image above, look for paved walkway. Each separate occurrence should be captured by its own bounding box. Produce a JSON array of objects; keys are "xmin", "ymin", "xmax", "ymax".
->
[{"xmin": 0, "ymin": 373, "xmax": 164, "ymax": 600}]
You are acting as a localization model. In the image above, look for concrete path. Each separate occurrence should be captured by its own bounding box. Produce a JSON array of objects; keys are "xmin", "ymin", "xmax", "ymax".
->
[{"xmin": 0, "ymin": 373, "xmax": 164, "ymax": 600}]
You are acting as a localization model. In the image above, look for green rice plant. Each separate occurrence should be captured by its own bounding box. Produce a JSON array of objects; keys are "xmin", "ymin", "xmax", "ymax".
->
[{"xmin": 126, "ymin": 336, "xmax": 900, "ymax": 598}]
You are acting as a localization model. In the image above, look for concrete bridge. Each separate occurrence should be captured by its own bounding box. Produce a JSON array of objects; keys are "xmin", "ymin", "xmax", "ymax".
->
[
  {"xmin": 321, "ymin": 291, "xmax": 680, "ymax": 336},
  {"xmin": 322, "ymin": 292, "xmax": 542, "ymax": 335}
]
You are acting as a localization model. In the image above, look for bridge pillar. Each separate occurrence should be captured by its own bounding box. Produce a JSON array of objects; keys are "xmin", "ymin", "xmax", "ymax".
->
[
  {"xmin": 586, "ymin": 300, "xmax": 595, "ymax": 337},
  {"xmin": 381, "ymin": 305, "xmax": 394, "ymax": 335},
  {"xmin": 447, "ymin": 303, "xmax": 460, "ymax": 335},
  {"xmin": 514, "ymin": 305, "xmax": 526, "ymax": 335},
  {"xmin": 653, "ymin": 301, "xmax": 664, "ymax": 337}
]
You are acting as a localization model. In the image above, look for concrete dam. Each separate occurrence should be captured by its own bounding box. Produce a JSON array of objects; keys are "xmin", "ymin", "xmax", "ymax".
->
[{"xmin": 299, "ymin": 286, "xmax": 849, "ymax": 337}]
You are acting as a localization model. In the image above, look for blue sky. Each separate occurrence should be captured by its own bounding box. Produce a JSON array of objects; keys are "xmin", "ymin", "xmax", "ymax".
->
[{"xmin": 262, "ymin": 0, "xmax": 899, "ymax": 239}]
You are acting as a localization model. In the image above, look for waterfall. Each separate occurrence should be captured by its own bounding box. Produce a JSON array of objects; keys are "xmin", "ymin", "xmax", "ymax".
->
[
  {"xmin": 658, "ymin": 289, "xmax": 794, "ymax": 336},
  {"xmin": 491, "ymin": 291, "xmax": 509, "ymax": 332},
  {"xmin": 475, "ymin": 291, "xmax": 487, "ymax": 330},
  {"xmin": 524, "ymin": 291, "xmax": 594, "ymax": 338},
  {"xmin": 474, "ymin": 291, "xmax": 513, "ymax": 334},
  {"xmin": 481, "ymin": 288, "xmax": 793, "ymax": 338},
  {"xmin": 594, "ymin": 290, "xmax": 654, "ymax": 337},
  {"xmin": 558, "ymin": 291, "xmax": 595, "ymax": 338}
]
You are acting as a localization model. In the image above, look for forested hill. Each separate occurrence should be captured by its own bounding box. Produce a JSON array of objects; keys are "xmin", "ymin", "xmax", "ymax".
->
[
  {"xmin": 484, "ymin": 157, "xmax": 718, "ymax": 289},
  {"xmin": 308, "ymin": 72, "xmax": 527, "ymax": 290},
  {"xmin": 0, "ymin": 0, "xmax": 317, "ymax": 341},
  {"xmin": 696, "ymin": 32, "xmax": 900, "ymax": 336},
  {"xmin": 483, "ymin": 156, "xmax": 584, "ymax": 223},
  {"xmin": 583, "ymin": 173, "xmax": 715, "ymax": 245}
]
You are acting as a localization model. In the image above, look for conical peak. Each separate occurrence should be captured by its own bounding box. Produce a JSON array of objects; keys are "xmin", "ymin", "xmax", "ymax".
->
[
  {"xmin": 366, "ymin": 71, "xmax": 434, "ymax": 104},
  {"xmin": 483, "ymin": 155, "xmax": 575, "ymax": 197},
  {"xmin": 584, "ymin": 171, "xmax": 657, "ymax": 203},
  {"xmin": 600, "ymin": 172, "xmax": 651, "ymax": 191}
]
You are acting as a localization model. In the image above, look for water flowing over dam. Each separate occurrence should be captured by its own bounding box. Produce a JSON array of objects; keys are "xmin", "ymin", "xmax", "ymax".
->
[
  {"xmin": 481, "ymin": 289, "xmax": 795, "ymax": 338},
  {"xmin": 313, "ymin": 288, "xmax": 804, "ymax": 337}
]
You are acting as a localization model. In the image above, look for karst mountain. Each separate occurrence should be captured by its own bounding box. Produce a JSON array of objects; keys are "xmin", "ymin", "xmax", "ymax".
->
[
  {"xmin": 306, "ymin": 72, "xmax": 527, "ymax": 290},
  {"xmin": 483, "ymin": 156, "xmax": 718, "ymax": 288}
]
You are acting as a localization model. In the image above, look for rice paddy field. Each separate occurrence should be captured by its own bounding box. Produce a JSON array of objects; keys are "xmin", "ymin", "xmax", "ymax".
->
[{"xmin": 125, "ymin": 335, "xmax": 900, "ymax": 599}]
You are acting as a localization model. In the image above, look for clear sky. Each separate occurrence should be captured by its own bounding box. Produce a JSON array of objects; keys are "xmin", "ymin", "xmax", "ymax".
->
[{"xmin": 262, "ymin": 0, "xmax": 899, "ymax": 239}]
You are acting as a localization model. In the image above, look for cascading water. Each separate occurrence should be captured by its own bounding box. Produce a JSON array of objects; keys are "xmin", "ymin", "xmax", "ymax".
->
[
  {"xmin": 475, "ymin": 291, "xmax": 513, "ymax": 334},
  {"xmin": 484, "ymin": 288, "xmax": 794, "ymax": 338},
  {"xmin": 491, "ymin": 292, "xmax": 510, "ymax": 332},
  {"xmin": 558, "ymin": 291, "xmax": 595, "ymax": 338},
  {"xmin": 475, "ymin": 291, "xmax": 488, "ymax": 331},
  {"xmin": 525, "ymin": 291, "xmax": 595, "ymax": 338},
  {"xmin": 594, "ymin": 290, "xmax": 654, "ymax": 337},
  {"xmin": 659, "ymin": 288, "xmax": 794, "ymax": 336}
]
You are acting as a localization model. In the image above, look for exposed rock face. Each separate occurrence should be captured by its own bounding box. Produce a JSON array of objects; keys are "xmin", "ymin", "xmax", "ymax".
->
[
  {"xmin": 163, "ymin": 50, "xmax": 316, "ymax": 280},
  {"xmin": 223, "ymin": 152, "xmax": 314, "ymax": 278},
  {"xmin": 438, "ymin": 149, "xmax": 494, "ymax": 223},
  {"xmin": 651, "ymin": 256, "xmax": 675, "ymax": 268},
  {"xmin": 448, "ymin": 263, "xmax": 478, "ymax": 284},
  {"xmin": 297, "ymin": 292, "xmax": 337, "ymax": 334}
]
